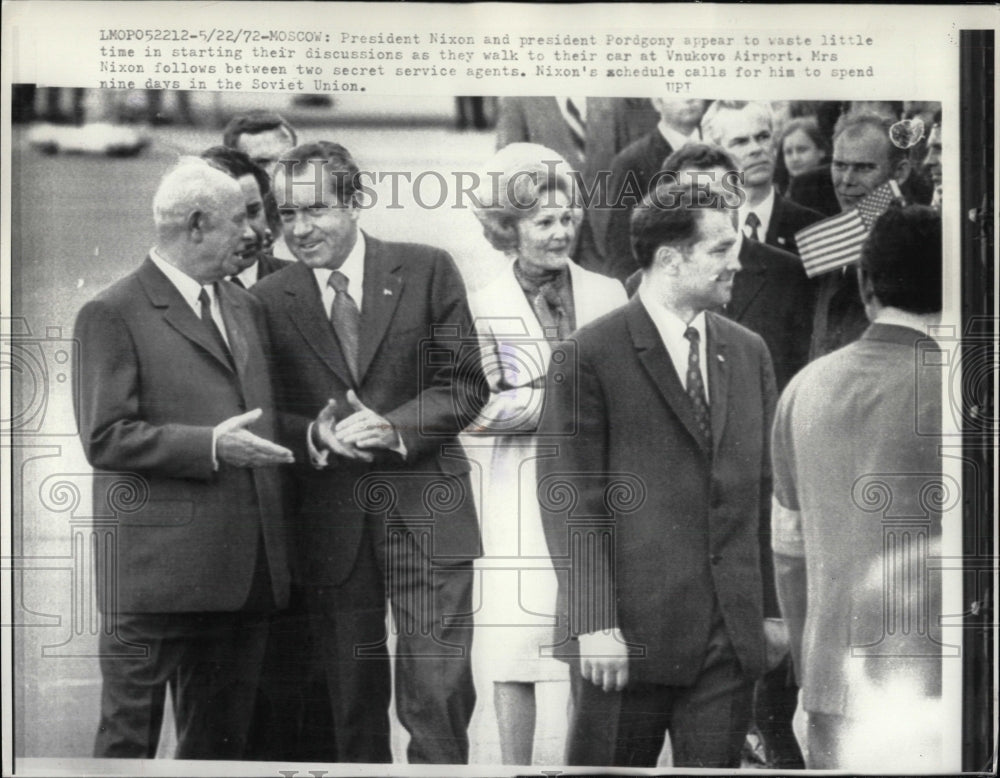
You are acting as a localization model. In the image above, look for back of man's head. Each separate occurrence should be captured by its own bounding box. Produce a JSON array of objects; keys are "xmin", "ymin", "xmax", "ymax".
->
[
  {"xmin": 861, "ymin": 204, "xmax": 942, "ymax": 314},
  {"xmin": 222, "ymin": 110, "xmax": 297, "ymax": 150}
]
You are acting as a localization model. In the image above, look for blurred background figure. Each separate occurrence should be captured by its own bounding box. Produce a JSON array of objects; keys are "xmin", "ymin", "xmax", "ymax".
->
[
  {"xmin": 923, "ymin": 111, "xmax": 943, "ymax": 209},
  {"xmin": 145, "ymin": 89, "xmax": 195, "ymax": 126},
  {"xmin": 775, "ymin": 117, "xmax": 830, "ymax": 194},
  {"xmin": 604, "ymin": 98, "xmax": 709, "ymax": 280},
  {"xmin": 468, "ymin": 143, "xmax": 626, "ymax": 765},
  {"xmin": 200, "ymin": 146, "xmax": 291, "ymax": 287},
  {"xmin": 772, "ymin": 204, "xmax": 945, "ymax": 771},
  {"xmin": 223, "ymin": 110, "xmax": 299, "ymax": 260},
  {"xmin": 495, "ymin": 96, "xmax": 659, "ymax": 276},
  {"xmin": 456, "ymin": 96, "xmax": 497, "ymax": 130}
]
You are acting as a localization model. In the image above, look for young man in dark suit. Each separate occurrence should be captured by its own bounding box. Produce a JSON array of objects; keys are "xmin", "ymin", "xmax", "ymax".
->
[
  {"xmin": 539, "ymin": 181, "xmax": 784, "ymax": 767},
  {"xmin": 74, "ymin": 161, "xmax": 294, "ymax": 759},
  {"xmin": 627, "ymin": 144, "xmax": 815, "ymax": 391},
  {"xmin": 253, "ymin": 141, "xmax": 488, "ymax": 764}
]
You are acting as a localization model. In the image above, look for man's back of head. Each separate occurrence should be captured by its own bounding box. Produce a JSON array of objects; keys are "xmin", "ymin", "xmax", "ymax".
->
[{"xmin": 860, "ymin": 204, "xmax": 942, "ymax": 315}]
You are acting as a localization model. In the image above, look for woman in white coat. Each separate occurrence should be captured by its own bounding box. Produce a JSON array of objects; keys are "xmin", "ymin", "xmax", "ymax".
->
[{"xmin": 468, "ymin": 143, "xmax": 627, "ymax": 764}]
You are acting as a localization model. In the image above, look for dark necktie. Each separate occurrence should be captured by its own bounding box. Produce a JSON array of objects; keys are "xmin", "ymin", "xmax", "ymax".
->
[
  {"xmin": 565, "ymin": 98, "xmax": 586, "ymax": 155},
  {"xmin": 684, "ymin": 326, "xmax": 712, "ymax": 449},
  {"xmin": 328, "ymin": 270, "xmax": 360, "ymax": 383},
  {"xmin": 229, "ymin": 275, "xmax": 246, "ymax": 290},
  {"xmin": 745, "ymin": 211, "xmax": 761, "ymax": 242},
  {"xmin": 198, "ymin": 285, "xmax": 235, "ymax": 370}
]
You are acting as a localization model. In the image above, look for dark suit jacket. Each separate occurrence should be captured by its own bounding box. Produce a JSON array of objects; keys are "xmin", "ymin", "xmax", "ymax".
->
[
  {"xmin": 256, "ymin": 251, "xmax": 292, "ymax": 281},
  {"xmin": 252, "ymin": 234, "xmax": 488, "ymax": 586},
  {"xmin": 625, "ymin": 239, "xmax": 814, "ymax": 390},
  {"xmin": 765, "ymin": 192, "xmax": 824, "ymax": 255},
  {"xmin": 538, "ymin": 300, "xmax": 778, "ymax": 686},
  {"xmin": 786, "ymin": 165, "xmax": 841, "ymax": 217},
  {"xmin": 73, "ymin": 258, "xmax": 290, "ymax": 613},
  {"xmin": 496, "ymin": 97, "xmax": 659, "ymax": 276},
  {"xmin": 603, "ymin": 130, "xmax": 673, "ymax": 282}
]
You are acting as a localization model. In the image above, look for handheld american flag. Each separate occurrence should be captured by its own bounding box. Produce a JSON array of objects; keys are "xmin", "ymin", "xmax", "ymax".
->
[{"xmin": 795, "ymin": 180, "xmax": 903, "ymax": 278}]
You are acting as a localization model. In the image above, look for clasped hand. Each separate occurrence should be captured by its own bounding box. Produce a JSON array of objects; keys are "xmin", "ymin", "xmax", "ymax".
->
[{"xmin": 313, "ymin": 390, "xmax": 398, "ymax": 462}]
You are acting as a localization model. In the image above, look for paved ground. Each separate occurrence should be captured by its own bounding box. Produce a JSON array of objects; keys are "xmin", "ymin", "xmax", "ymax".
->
[{"xmin": 9, "ymin": 117, "xmax": 589, "ymax": 768}]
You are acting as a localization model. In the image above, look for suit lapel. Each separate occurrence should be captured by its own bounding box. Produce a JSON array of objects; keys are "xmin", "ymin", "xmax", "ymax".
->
[
  {"xmin": 765, "ymin": 193, "xmax": 784, "ymax": 246},
  {"xmin": 705, "ymin": 313, "xmax": 730, "ymax": 453},
  {"xmin": 358, "ymin": 235, "xmax": 403, "ymax": 383},
  {"xmin": 138, "ymin": 258, "xmax": 236, "ymax": 374},
  {"xmin": 283, "ymin": 262, "xmax": 355, "ymax": 387},
  {"xmin": 626, "ymin": 299, "xmax": 711, "ymax": 455},
  {"xmin": 728, "ymin": 240, "xmax": 767, "ymax": 321}
]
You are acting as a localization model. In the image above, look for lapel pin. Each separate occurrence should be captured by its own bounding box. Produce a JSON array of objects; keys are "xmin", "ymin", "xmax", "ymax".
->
[
  {"xmin": 383, "ymin": 288, "xmax": 393, "ymax": 296},
  {"xmin": 717, "ymin": 353, "xmax": 725, "ymax": 362}
]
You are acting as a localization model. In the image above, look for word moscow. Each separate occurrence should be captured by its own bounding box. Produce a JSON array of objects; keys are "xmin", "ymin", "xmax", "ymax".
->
[{"xmin": 272, "ymin": 159, "xmax": 748, "ymax": 212}]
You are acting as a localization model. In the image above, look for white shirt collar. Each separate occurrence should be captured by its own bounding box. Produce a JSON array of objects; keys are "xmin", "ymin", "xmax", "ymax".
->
[
  {"xmin": 312, "ymin": 230, "xmax": 366, "ymax": 312},
  {"xmin": 149, "ymin": 246, "xmax": 209, "ymax": 315},
  {"xmin": 231, "ymin": 260, "xmax": 259, "ymax": 288},
  {"xmin": 638, "ymin": 285, "xmax": 710, "ymax": 397},
  {"xmin": 739, "ymin": 186, "xmax": 775, "ymax": 241},
  {"xmin": 658, "ymin": 121, "xmax": 699, "ymax": 153},
  {"xmin": 874, "ymin": 306, "xmax": 942, "ymax": 341}
]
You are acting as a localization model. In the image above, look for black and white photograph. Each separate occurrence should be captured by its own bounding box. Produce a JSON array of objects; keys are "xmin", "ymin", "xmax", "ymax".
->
[{"xmin": 1, "ymin": 3, "xmax": 995, "ymax": 776}]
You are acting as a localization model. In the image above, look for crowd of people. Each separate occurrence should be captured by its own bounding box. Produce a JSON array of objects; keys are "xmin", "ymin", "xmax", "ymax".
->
[{"xmin": 73, "ymin": 97, "xmax": 946, "ymax": 770}]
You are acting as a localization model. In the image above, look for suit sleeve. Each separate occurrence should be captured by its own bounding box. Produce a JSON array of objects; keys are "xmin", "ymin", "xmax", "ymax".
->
[
  {"xmin": 73, "ymin": 299, "xmax": 215, "ymax": 479},
  {"xmin": 537, "ymin": 340, "xmax": 618, "ymax": 635},
  {"xmin": 784, "ymin": 265, "xmax": 816, "ymax": 387},
  {"xmin": 384, "ymin": 250, "xmax": 488, "ymax": 460},
  {"xmin": 756, "ymin": 337, "xmax": 781, "ymax": 618},
  {"xmin": 495, "ymin": 97, "xmax": 529, "ymax": 149}
]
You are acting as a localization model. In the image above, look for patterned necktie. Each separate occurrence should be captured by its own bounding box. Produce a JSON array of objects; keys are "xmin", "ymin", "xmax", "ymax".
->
[
  {"xmin": 198, "ymin": 285, "xmax": 235, "ymax": 370},
  {"xmin": 328, "ymin": 270, "xmax": 360, "ymax": 383},
  {"xmin": 745, "ymin": 211, "xmax": 761, "ymax": 242},
  {"xmin": 683, "ymin": 326, "xmax": 712, "ymax": 449},
  {"xmin": 564, "ymin": 98, "xmax": 586, "ymax": 155}
]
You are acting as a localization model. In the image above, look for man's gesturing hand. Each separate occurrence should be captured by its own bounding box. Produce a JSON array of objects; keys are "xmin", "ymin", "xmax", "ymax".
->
[
  {"xmin": 216, "ymin": 408, "xmax": 294, "ymax": 467},
  {"xmin": 335, "ymin": 390, "xmax": 400, "ymax": 451},
  {"xmin": 578, "ymin": 628, "xmax": 629, "ymax": 692},
  {"xmin": 312, "ymin": 399, "xmax": 374, "ymax": 462}
]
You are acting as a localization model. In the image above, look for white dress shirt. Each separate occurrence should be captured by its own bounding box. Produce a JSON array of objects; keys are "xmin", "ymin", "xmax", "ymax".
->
[
  {"xmin": 638, "ymin": 286, "xmax": 710, "ymax": 401},
  {"xmin": 739, "ymin": 186, "xmax": 775, "ymax": 242},
  {"xmin": 874, "ymin": 306, "xmax": 942, "ymax": 341}
]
